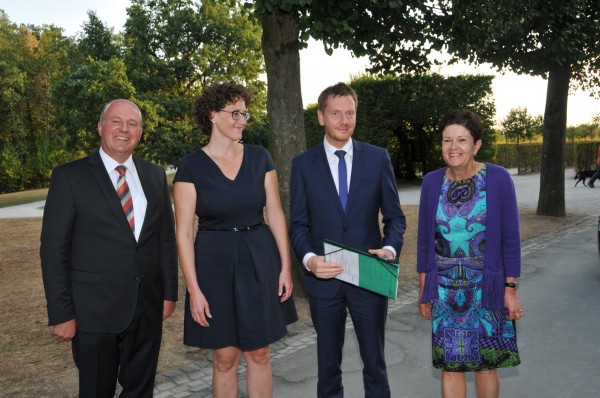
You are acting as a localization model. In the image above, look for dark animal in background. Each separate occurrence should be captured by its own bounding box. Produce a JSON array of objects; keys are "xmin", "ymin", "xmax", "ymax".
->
[{"xmin": 574, "ymin": 169, "xmax": 595, "ymax": 187}]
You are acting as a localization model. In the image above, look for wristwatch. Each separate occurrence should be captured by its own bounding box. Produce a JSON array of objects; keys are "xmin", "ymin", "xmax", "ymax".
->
[{"xmin": 504, "ymin": 281, "xmax": 519, "ymax": 290}]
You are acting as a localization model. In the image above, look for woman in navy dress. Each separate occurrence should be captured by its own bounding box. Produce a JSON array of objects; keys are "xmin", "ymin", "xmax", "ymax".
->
[
  {"xmin": 174, "ymin": 82, "xmax": 296, "ymax": 397},
  {"xmin": 417, "ymin": 110, "xmax": 523, "ymax": 398}
]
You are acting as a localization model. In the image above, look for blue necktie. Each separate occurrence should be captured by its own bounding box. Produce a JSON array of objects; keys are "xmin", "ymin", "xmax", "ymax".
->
[{"xmin": 335, "ymin": 150, "xmax": 348, "ymax": 210}]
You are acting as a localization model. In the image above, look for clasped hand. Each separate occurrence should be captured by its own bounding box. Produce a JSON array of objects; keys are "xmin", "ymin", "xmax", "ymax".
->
[{"xmin": 307, "ymin": 256, "xmax": 343, "ymax": 279}]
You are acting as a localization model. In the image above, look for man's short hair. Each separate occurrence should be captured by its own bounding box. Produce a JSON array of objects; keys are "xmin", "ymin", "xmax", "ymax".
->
[
  {"xmin": 99, "ymin": 99, "xmax": 143, "ymax": 126},
  {"xmin": 317, "ymin": 83, "xmax": 358, "ymax": 112}
]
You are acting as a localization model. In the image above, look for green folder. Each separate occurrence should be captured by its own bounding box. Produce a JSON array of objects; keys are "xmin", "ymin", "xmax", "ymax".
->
[{"xmin": 323, "ymin": 239, "xmax": 399, "ymax": 299}]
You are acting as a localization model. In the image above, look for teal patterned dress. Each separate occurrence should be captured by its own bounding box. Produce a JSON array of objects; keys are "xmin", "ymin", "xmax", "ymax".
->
[{"xmin": 432, "ymin": 165, "xmax": 520, "ymax": 371}]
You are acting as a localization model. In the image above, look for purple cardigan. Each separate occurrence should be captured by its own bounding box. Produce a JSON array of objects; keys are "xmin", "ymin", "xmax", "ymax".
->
[{"xmin": 417, "ymin": 163, "xmax": 521, "ymax": 310}]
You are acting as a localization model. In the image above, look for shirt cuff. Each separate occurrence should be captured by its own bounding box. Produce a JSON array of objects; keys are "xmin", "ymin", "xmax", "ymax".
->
[
  {"xmin": 383, "ymin": 246, "xmax": 396, "ymax": 259},
  {"xmin": 303, "ymin": 252, "xmax": 316, "ymax": 271}
]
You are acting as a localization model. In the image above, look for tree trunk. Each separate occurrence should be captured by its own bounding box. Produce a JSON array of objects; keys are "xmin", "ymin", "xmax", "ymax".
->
[
  {"xmin": 537, "ymin": 63, "xmax": 570, "ymax": 217},
  {"xmin": 261, "ymin": 9, "xmax": 307, "ymax": 296}
]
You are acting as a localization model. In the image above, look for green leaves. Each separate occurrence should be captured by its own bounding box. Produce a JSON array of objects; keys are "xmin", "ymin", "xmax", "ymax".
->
[
  {"xmin": 77, "ymin": 11, "xmax": 121, "ymax": 62},
  {"xmin": 501, "ymin": 107, "xmax": 543, "ymax": 143},
  {"xmin": 437, "ymin": 0, "xmax": 600, "ymax": 89},
  {"xmin": 0, "ymin": 1, "xmax": 270, "ymax": 192},
  {"xmin": 52, "ymin": 58, "xmax": 138, "ymax": 155},
  {"xmin": 121, "ymin": 0, "xmax": 266, "ymax": 165},
  {"xmin": 0, "ymin": 14, "xmax": 77, "ymax": 192}
]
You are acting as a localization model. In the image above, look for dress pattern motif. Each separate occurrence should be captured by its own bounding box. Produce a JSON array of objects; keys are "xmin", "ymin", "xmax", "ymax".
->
[{"xmin": 432, "ymin": 165, "xmax": 520, "ymax": 371}]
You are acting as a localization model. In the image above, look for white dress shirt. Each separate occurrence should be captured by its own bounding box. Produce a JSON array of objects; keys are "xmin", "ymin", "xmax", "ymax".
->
[
  {"xmin": 99, "ymin": 147, "xmax": 147, "ymax": 241},
  {"xmin": 324, "ymin": 138, "xmax": 353, "ymax": 197}
]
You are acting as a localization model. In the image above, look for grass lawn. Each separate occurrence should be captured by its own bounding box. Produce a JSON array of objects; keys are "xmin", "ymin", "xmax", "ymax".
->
[
  {"xmin": 0, "ymin": 188, "xmax": 48, "ymax": 208},
  {"xmin": 0, "ymin": 172, "xmax": 175, "ymax": 209}
]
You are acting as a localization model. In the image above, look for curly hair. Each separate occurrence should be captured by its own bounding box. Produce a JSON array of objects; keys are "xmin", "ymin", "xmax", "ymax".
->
[
  {"xmin": 192, "ymin": 81, "xmax": 253, "ymax": 135},
  {"xmin": 438, "ymin": 109, "xmax": 483, "ymax": 142}
]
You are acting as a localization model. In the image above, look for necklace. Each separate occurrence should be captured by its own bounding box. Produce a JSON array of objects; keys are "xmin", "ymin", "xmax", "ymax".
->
[{"xmin": 206, "ymin": 142, "xmax": 238, "ymax": 166}]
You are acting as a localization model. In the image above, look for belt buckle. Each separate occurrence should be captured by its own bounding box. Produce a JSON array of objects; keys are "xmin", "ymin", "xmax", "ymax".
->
[{"xmin": 232, "ymin": 227, "xmax": 240, "ymax": 232}]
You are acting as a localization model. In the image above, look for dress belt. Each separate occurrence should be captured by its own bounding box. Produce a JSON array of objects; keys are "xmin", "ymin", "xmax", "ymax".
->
[{"xmin": 197, "ymin": 223, "xmax": 263, "ymax": 232}]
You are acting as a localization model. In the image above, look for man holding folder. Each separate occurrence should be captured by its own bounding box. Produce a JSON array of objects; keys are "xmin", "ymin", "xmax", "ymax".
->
[{"xmin": 289, "ymin": 83, "xmax": 406, "ymax": 398}]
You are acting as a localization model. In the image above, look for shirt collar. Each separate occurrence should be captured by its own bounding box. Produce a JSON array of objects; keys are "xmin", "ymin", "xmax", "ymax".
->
[
  {"xmin": 323, "ymin": 137, "xmax": 353, "ymax": 158},
  {"xmin": 99, "ymin": 147, "xmax": 134, "ymax": 173}
]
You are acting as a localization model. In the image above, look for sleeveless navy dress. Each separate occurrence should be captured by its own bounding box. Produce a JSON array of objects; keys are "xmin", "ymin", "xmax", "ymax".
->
[{"xmin": 174, "ymin": 144, "xmax": 297, "ymax": 350}]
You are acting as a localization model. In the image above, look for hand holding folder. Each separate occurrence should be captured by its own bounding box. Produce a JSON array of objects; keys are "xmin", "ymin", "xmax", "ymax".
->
[{"xmin": 323, "ymin": 239, "xmax": 400, "ymax": 299}]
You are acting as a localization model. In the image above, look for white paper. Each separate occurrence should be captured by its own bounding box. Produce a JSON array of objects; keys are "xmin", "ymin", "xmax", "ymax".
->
[{"xmin": 324, "ymin": 241, "xmax": 360, "ymax": 285}]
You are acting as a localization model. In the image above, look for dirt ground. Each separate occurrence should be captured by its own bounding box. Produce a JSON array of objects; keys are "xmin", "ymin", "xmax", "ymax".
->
[{"xmin": 0, "ymin": 206, "xmax": 579, "ymax": 397}]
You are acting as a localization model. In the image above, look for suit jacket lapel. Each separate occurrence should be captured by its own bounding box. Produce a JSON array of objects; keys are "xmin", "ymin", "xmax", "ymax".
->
[
  {"xmin": 347, "ymin": 139, "xmax": 364, "ymax": 215},
  {"xmin": 88, "ymin": 151, "xmax": 136, "ymax": 238},
  {"xmin": 314, "ymin": 143, "xmax": 346, "ymax": 215},
  {"xmin": 133, "ymin": 157, "xmax": 153, "ymax": 241}
]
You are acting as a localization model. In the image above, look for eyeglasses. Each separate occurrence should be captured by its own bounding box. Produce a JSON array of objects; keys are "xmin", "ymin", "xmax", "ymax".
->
[{"xmin": 218, "ymin": 110, "xmax": 250, "ymax": 122}]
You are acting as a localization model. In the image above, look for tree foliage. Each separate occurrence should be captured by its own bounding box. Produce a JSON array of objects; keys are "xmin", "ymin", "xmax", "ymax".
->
[
  {"xmin": 430, "ymin": 0, "xmax": 600, "ymax": 216},
  {"xmin": 434, "ymin": 0, "xmax": 600, "ymax": 93},
  {"xmin": 0, "ymin": 2, "xmax": 269, "ymax": 192},
  {"xmin": 254, "ymin": 0, "xmax": 434, "ymax": 73},
  {"xmin": 501, "ymin": 107, "xmax": 544, "ymax": 173},
  {"xmin": 123, "ymin": 0, "xmax": 266, "ymax": 165},
  {"xmin": 501, "ymin": 107, "xmax": 543, "ymax": 144},
  {"xmin": 77, "ymin": 11, "xmax": 121, "ymax": 62},
  {"xmin": 299, "ymin": 1, "xmax": 434, "ymax": 74},
  {"xmin": 567, "ymin": 124, "xmax": 598, "ymax": 142},
  {"xmin": 52, "ymin": 58, "xmax": 140, "ymax": 155},
  {"xmin": 0, "ymin": 12, "xmax": 76, "ymax": 192}
]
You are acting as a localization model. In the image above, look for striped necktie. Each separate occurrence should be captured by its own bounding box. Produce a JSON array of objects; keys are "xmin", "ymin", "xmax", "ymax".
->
[{"xmin": 115, "ymin": 165, "xmax": 135, "ymax": 233}]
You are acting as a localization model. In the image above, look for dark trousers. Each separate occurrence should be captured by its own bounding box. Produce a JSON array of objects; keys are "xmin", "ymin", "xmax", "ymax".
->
[
  {"xmin": 71, "ymin": 294, "xmax": 163, "ymax": 398},
  {"xmin": 589, "ymin": 164, "xmax": 600, "ymax": 186},
  {"xmin": 309, "ymin": 283, "xmax": 390, "ymax": 398}
]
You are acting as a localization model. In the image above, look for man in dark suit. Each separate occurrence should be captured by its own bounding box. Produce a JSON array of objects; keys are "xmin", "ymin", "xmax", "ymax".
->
[
  {"xmin": 40, "ymin": 99, "xmax": 178, "ymax": 397},
  {"xmin": 290, "ymin": 83, "xmax": 406, "ymax": 398}
]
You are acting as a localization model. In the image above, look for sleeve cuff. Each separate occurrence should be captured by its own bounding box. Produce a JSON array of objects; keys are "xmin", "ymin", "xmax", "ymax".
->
[
  {"xmin": 383, "ymin": 245, "xmax": 397, "ymax": 259},
  {"xmin": 303, "ymin": 252, "xmax": 316, "ymax": 271}
]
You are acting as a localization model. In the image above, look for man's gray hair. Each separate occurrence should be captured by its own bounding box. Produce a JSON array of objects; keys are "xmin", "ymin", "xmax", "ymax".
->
[{"xmin": 99, "ymin": 99, "xmax": 143, "ymax": 125}]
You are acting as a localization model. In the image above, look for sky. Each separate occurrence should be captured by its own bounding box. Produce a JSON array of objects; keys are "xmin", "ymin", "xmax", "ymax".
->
[{"xmin": 2, "ymin": 0, "xmax": 599, "ymax": 126}]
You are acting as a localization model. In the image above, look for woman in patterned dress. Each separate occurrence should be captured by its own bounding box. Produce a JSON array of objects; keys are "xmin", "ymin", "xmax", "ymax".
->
[{"xmin": 417, "ymin": 110, "xmax": 523, "ymax": 397}]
